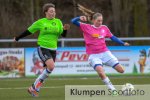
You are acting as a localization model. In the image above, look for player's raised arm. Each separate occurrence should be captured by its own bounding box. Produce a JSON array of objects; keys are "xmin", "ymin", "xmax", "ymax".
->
[
  {"xmin": 71, "ymin": 17, "xmax": 80, "ymax": 27},
  {"xmin": 71, "ymin": 16, "xmax": 87, "ymax": 27},
  {"xmin": 110, "ymin": 36, "xmax": 130, "ymax": 46}
]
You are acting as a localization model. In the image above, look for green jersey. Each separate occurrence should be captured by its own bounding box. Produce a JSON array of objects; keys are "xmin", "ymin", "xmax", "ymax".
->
[{"xmin": 28, "ymin": 18, "xmax": 63, "ymax": 49}]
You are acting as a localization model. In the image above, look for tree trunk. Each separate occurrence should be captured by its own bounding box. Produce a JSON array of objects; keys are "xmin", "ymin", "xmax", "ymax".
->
[
  {"xmin": 111, "ymin": 0, "xmax": 121, "ymax": 35},
  {"xmin": 72, "ymin": 0, "xmax": 77, "ymax": 17},
  {"xmin": 30, "ymin": 0, "xmax": 34, "ymax": 22}
]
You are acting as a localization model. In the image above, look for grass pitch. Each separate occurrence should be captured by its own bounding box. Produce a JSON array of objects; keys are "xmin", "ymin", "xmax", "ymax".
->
[{"xmin": 0, "ymin": 75, "xmax": 150, "ymax": 100}]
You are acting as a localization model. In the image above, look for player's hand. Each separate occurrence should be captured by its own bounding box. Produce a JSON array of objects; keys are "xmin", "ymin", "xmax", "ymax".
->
[
  {"xmin": 124, "ymin": 42, "xmax": 130, "ymax": 46},
  {"xmin": 14, "ymin": 37, "xmax": 18, "ymax": 42},
  {"xmin": 80, "ymin": 16, "xmax": 87, "ymax": 22},
  {"xmin": 63, "ymin": 24, "xmax": 70, "ymax": 30}
]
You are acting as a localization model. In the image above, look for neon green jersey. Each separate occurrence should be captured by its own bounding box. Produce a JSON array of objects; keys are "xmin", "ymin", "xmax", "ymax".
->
[{"xmin": 28, "ymin": 18, "xmax": 63, "ymax": 49}]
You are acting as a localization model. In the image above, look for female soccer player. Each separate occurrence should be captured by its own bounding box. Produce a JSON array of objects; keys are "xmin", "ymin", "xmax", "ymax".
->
[
  {"xmin": 71, "ymin": 13, "xmax": 130, "ymax": 93},
  {"xmin": 14, "ymin": 3, "xmax": 69, "ymax": 97}
]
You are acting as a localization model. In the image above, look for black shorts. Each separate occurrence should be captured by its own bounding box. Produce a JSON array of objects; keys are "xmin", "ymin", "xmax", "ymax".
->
[{"xmin": 37, "ymin": 47, "xmax": 56, "ymax": 67}]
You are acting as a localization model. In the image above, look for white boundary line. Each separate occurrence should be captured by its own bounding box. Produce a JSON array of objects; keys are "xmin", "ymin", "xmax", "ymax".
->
[
  {"xmin": 0, "ymin": 85, "xmax": 150, "ymax": 90},
  {"xmin": 0, "ymin": 86, "xmax": 64, "ymax": 90},
  {"xmin": 1, "ymin": 77, "xmax": 150, "ymax": 81}
]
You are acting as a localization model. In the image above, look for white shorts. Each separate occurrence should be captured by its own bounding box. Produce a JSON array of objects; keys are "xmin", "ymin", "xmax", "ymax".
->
[{"xmin": 88, "ymin": 51, "xmax": 119, "ymax": 70}]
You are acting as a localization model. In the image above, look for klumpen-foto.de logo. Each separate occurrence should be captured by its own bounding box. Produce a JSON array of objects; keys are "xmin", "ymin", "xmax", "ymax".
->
[{"xmin": 65, "ymin": 85, "xmax": 150, "ymax": 100}]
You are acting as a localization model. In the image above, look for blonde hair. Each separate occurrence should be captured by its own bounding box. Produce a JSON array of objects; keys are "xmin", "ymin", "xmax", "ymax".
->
[{"xmin": 77, "ymin": 4, "xmax": 102, "ymax": 21}]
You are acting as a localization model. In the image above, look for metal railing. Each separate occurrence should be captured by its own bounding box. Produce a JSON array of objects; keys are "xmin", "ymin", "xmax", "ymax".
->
[{"xmin": 0, "ymin": 37, "xmax": 150, "ymax": 47}]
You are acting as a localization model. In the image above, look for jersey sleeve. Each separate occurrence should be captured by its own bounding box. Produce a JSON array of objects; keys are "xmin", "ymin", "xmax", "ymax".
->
[
  {"xmin": 27, "ymin": 20, "xmax": 41, "ymax": 34},
  {"xmin": 105, "ymin": 26, "xmax": 113, "ymax": 38}
]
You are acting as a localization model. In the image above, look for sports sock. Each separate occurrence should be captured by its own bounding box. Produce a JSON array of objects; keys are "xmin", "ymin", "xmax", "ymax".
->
[
  {"xmin": 33, "ymin": 68, "xmax": 51, "ymax": 91},
  {"xmin": 102, "ymin": 77, "xmax": 116, "ymax": 90}
]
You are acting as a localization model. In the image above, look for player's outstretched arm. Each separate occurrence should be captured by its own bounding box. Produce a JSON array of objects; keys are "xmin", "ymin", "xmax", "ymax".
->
[
  {"xmin": 14, "ymin": 30, "xmax": 32, "ymax": 42},
  {"xmin": 110, "ymin": 36, "xmax": 130, "ymax": 46}
]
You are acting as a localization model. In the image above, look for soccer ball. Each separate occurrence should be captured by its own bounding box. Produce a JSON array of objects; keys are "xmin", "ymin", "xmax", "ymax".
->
[{"xmin": 122, "ymin": 83, "xmax": 134, "ymax": 96}]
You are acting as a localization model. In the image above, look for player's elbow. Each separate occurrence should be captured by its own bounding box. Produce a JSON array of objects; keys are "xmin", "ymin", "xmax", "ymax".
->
[{"xmin": 71, "ymin": 18, "xmax": 76, "ymax": 24}]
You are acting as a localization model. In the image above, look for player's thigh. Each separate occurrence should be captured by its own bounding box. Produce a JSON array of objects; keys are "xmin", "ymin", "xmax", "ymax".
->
[
  {"xmin": 88, "ymin": 54, "xmax": 103, "ymax": 70},
  {"xmin": 105, "ymin": 58, "xmax": 119, "ymax": 68},
  {"xmin": 105, "ymin": 57, "xmax": 124, "ymax": 73},
  {"xmin": 104, "ymin": 51, "xmax": 119, "ymax": 67},
  {"xmin": 104, "ymin": 51, "xmax": 125, "ymax": 72},
  {"xmin": 37, "ymin": 47, "xmax": 56, "ymax": 68}
]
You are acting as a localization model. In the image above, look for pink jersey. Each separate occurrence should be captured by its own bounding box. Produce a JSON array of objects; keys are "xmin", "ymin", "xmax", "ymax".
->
[{"xmin": 80, "ymin": 23, "xmax": 113, "ymax": 54}]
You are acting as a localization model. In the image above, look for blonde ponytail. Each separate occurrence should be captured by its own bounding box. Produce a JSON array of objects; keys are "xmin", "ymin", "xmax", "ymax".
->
[{"xmin": 77, "ymin": 4, "xmax": 95, "ymax": 21}]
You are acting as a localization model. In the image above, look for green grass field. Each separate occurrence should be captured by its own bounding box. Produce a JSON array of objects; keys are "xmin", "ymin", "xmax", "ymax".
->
[{"xmin": 0, "ymin": 76, "xmax": 150, "ymax": 100}]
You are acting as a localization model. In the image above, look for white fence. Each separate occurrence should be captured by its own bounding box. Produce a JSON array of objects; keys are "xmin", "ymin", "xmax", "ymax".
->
[{"xmin": 0, "ymin": 37, "xmax": 150, "ymax": 47}]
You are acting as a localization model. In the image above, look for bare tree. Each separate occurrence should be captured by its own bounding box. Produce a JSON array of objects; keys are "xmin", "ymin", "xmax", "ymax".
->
[
  {"xmin": 72, "ymin": 0, "xmax": 77, "ymax": 17},
  {"xmin": 121, "ymin": 0, "xmax": 134, "ymax": 35},
  {"xmin": 30, "ymin": 0, "xmax": 34, "ymax": 22},
  {"xmin": 133, "ymin": 0, "xmax": 149, "ymax": 37},
  {"xmin": 111, "ymin": 0, "xmax": 134, "ymax": 36}
]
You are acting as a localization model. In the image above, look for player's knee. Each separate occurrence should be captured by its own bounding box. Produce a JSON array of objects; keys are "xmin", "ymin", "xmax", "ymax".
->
[
  {"xmin": 118, "ymin": 68, "xmax": 124, "ymax": 73},
  {"xmin": 98, "ymin": 71, "xmax": 105, "ymax": 75},
  {"xmin": 96, "ymin": 67, "xmax": 105, "ymax": 76},
  {"xmin": 115, "ymin": 65, "xmax": 125, "ymax": 73},
  {"xmin": 97, "ymin": 70, "xmax": 106, "ymax": 79},
  {"xmin": 47, "ymin": 64, "xmax": 54, "ymax": 71},
  {"xmin": 46, "ymin": 60, "xmax": 55, "ymax": 71},
  {"xmin": 47, "ymin": 62, "xmax": 55, "ymax": 70},
  {"xmin": 119, "ymin": 70, "xmax": 124, "ymax": 73}
]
